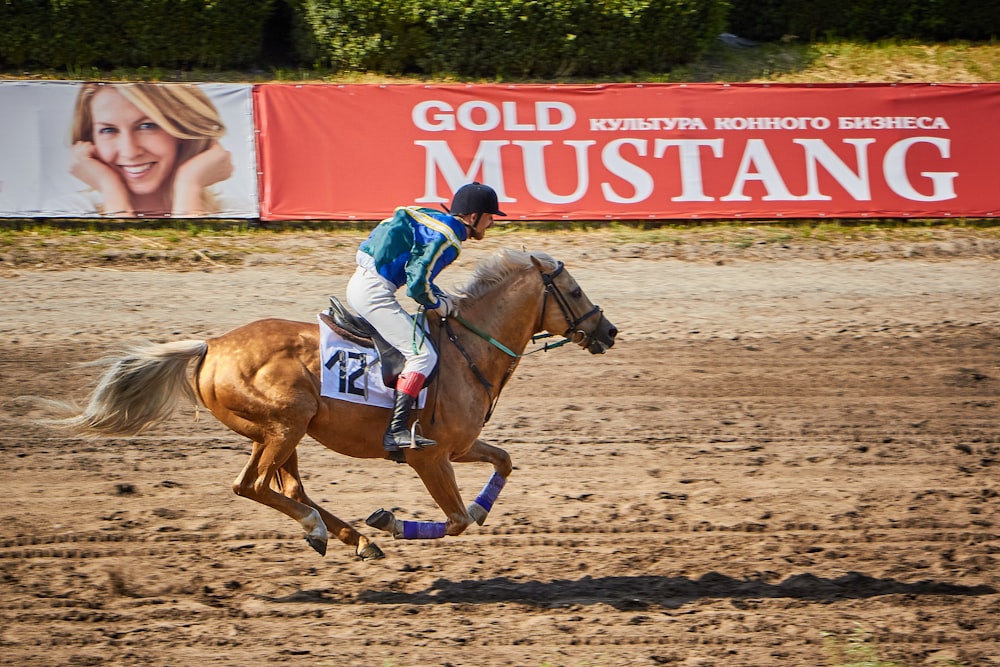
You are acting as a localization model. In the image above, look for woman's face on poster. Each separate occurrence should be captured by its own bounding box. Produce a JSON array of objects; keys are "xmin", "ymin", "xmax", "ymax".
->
[{"xmin": 90, "ymin": 87, "xmax": 180, "ymax": 197}]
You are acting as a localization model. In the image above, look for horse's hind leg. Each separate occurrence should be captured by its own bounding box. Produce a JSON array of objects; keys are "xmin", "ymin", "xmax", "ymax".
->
[
  {"xmin": 232, "ymin": 435, "xmax": 330, "ymax": 555},
  {"xmin": 274, "ymin": 452, "xmax": 385, "ymax": 561}
]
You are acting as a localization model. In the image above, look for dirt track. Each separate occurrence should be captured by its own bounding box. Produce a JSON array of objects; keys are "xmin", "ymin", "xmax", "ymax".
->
[{"xmin": 1, "ymin": 227, "xmax": 998, "ymax": 666}]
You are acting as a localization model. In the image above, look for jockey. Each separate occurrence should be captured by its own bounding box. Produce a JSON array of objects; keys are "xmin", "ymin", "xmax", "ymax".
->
[{"xmin": 346, "ymin": 182, "xmax": 507, "ymax": 452}]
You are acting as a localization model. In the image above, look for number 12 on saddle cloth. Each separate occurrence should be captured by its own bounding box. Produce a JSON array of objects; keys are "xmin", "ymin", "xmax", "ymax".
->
[{"xmin": 317, "ymin": 315, "xmax": 427, "ymax": 409}]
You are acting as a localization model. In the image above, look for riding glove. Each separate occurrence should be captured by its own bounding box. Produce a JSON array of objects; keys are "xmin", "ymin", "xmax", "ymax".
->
[{"xmin": 434, "ymin": 293, "xmax": 458, "ymax": 317}]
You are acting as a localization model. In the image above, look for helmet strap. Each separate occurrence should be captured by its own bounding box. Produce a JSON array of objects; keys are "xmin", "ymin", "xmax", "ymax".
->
[{"xmin": 462, "ymin": 212, "xmax": 483, "ymax": 237}]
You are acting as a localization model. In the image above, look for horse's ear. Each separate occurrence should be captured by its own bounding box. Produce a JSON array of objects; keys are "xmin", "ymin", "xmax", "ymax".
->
[{"xmin": 530, "ymin": 255, "xmax": 543, "ymax": 271}]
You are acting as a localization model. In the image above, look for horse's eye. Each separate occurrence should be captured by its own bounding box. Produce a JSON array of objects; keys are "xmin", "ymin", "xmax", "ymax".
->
[{"xmin": 571, "ymin": 288, "xmax": 582, "ymax": 299}]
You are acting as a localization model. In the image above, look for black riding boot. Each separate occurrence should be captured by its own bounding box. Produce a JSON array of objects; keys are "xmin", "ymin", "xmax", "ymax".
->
[{"xmin": 383, "ymin": 390, "xmax": 437, "ymax": 451}]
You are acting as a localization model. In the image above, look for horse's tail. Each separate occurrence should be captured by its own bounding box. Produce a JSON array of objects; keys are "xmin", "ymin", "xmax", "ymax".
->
[{"xmin": 45, "ymin": 340, "xmax": 208, "ymax": 436}]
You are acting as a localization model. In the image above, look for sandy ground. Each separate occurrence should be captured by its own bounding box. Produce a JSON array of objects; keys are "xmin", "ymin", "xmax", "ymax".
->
[{"xmin": 1, "ymin": 226, "xmax": 998, "ymax": 667}]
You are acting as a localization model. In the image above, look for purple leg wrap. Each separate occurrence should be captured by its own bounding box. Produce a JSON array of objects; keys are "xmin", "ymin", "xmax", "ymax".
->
[
  {"xmin": 472, "ymin": 472, "xmax": 506, "ymax": 513},
  {"xmin": 400, "ymin": 520, "xmax": 447, "ymax": 540}
]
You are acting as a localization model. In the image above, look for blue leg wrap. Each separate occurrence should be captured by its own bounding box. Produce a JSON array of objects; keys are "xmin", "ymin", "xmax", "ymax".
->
[
  {"xmin": 472, "ymin": 472, "xmax": 506, "ymax": 514},
  {"xmin": 400, "ymin": 520, "xmax": 447, "ymax": 540}
]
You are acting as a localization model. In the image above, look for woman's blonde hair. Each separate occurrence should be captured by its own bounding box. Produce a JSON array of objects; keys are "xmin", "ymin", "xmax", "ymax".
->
[{"xmin": 71, "ymin": 83, "xmax": 227, "ymax": 213}]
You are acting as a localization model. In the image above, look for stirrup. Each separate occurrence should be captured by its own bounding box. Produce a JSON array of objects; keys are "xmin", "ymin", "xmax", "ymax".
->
[{"xmin": 383, "ymin": 422, "xmax": 437, "ymax": 452}]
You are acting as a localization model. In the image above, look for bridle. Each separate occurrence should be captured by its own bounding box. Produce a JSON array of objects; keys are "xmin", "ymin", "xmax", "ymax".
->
[
  {"xmin": 438, "ymin": 259, "xmax": 605, "ymax": 424},
  {"xmin": 538, "ymin": 261, "xmax": 604, "ymax": 349}
]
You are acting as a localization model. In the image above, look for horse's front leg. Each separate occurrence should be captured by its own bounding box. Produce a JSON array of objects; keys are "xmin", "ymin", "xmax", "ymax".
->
[
  {"xmin": 366, "ymin": 440, "xmax": 513, "ymax": 539},
  {"xmin": 452, "ymin": 439, "xmax": 511, "ymax": 525},
  {"xmin": 366, "ymin": 452, "xmax": 474, "ymax": 539},
  {"xmin": 452, "ymin": 438, "xmax": 512, "ymax": 477}
]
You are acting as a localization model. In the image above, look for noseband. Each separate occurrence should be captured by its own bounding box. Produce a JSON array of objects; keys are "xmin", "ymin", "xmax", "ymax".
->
[{"xmin": 538, "ymin": 261, "xmax": 604, "ymax": 347}]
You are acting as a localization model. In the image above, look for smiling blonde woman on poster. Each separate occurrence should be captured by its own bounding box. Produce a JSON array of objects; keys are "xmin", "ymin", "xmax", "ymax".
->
[{"xmin": 65, "ymin": 82, "xmax": 234, "ymax": 217}]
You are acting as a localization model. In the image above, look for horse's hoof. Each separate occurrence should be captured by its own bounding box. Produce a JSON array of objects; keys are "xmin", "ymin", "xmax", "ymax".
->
[
  {"xmin": 305, "ymin": 534, "xmax": 328, "ymax": 556},
  {"xmin": 365, "ymin": 508, "xmax": 395, "ymax": 531},
  {"xmin": 357, "ymin": 541, "xmax": 386, "ymax": 560},
  {"xmin": 467, "ymin": 501, "xmax": 489, "ymax": 526}
]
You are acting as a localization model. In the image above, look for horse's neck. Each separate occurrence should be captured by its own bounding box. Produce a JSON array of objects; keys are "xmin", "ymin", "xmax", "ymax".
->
[{"xmin": 458, "ymin": 272, "xmax": 542, "ymax": 361}]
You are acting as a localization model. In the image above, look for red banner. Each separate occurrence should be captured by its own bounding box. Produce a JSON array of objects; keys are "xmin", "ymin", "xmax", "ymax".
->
[{"xmin": 254, "ymin": 83, "xmax": 1000, "ymax": 220}]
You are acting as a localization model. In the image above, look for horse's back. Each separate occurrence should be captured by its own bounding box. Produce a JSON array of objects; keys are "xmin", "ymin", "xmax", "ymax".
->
[
  {"xmin": 214, "ymin": 316, "xmax": 317, "ymax": 341},
  {"xmin": 205, "ymin": 317, "xmax": 320, "ymax": 370}
]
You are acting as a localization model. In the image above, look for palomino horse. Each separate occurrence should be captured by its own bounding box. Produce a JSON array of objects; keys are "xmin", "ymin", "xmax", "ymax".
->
[{"xmin": 53, "ymin": 249, "xmax": 617, "ymax": 559}]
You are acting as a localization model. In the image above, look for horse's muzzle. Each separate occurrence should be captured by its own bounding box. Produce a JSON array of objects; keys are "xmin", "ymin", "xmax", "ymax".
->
[{"xmin": 585, "ymin": 315, "xmax": 618, "ymax": 354}]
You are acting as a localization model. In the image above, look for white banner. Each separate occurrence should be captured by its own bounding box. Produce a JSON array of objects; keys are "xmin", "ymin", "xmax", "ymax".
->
[{"xmin": 0, "ymin": 81, "xmax": 259, "ymax": 218}]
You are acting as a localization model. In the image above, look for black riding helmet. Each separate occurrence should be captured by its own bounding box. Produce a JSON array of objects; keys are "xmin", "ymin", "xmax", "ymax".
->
[{"xmin": 448, "ymin": 182, "xmax": 507, "ymax": 217}]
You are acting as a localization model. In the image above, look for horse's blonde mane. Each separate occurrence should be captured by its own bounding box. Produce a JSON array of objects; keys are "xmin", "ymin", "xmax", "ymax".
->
[{"xmin": 458, "ymin": 248, "xmax": 558, "ymax": 299}]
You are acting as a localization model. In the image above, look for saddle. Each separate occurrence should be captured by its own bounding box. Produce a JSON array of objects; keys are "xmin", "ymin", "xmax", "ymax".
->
[{"xmin": 324, "ymin": 296, "xmax": 437, "ymax": 389}]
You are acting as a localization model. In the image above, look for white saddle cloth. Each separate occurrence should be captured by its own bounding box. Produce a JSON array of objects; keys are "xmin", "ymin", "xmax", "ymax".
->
[{"xmin": 317, "ymin": 315, "xmax": 426, "ymax": 408}]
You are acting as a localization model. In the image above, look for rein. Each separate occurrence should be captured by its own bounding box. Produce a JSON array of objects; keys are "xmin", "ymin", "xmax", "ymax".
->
[
  {"xmin": 452, "ymin": 315, "xmax": 572, "ymax": 358},
  {"xmin": 441, "ymin": 259, "xmax": 602, "ymax": 424},
  {"xmin": 441, "ymin": 316, "xmax": 519, "ymax": 425}
]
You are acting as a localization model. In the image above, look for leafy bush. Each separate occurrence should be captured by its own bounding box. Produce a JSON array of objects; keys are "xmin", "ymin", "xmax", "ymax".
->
[
  {"xmin": 0, "ymin": 0, "xmax": 275, "ymax": 70},
  {"xmin": 728, "ymin": 0, "xmax": 1000, "ymax": 42},
  {"xmin": 6, "ymin": 0, "xmax": 993, "ymax": 75},
  {"xmin": 300, "ymin": 0, "xmax": 729, "ymax": 77}
]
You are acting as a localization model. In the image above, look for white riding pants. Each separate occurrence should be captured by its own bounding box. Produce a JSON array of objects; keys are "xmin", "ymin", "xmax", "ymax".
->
[{"xmin": 345, "ymin": 262, "xmax": 438, "ymax": 380}]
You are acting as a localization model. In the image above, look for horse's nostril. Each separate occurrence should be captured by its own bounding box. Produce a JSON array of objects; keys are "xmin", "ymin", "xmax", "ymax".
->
[{"xmin": 609, "ymin": 327, "xmax": 618, "ymax": 339}]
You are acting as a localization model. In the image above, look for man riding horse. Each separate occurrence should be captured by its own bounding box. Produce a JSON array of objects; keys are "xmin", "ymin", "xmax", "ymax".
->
[
  {"xmin": 345, "ymin": 182, "xmax": 507, "ymax": 453},
  {"xmin": 48, "ymin": 217, "xmax": 616, "ymax": 557}
]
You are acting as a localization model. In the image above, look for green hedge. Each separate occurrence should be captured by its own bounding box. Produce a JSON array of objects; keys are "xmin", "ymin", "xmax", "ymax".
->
[
  {"xmin": 4, "ymin": 0, "xmax": 995, "ymax": 75},
  {"xmin": 728, "ymin": 0, "xmax": 1000, "ymax": 42},
  {"xmin": 1, "ymin": 0, "xmax": 726, "ymax": 75},
  {"xmin": 297, "ymin": 0, "xmax": 729, "ymax": 77},
  {"xmin": 0, "ymin": 0, "xmax": 275, "ymax": 69}
]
